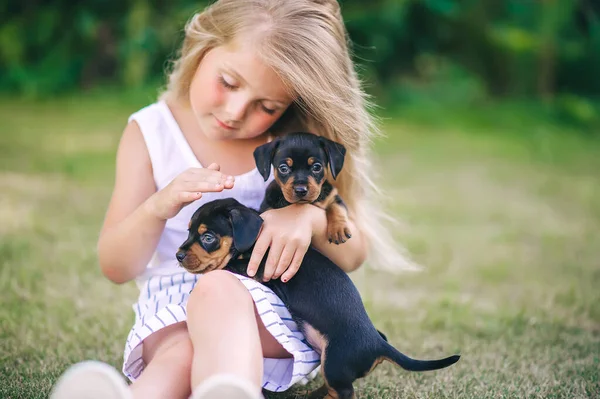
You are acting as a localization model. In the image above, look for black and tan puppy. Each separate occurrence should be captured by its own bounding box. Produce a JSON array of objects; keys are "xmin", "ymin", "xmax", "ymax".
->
[
  {"xmin": 176, "ymin": 198, "xmax": 460, "ymax": 399},
  {"xmin": 254, "ymin": 132, "xmax": 351, "ymax": 244}
]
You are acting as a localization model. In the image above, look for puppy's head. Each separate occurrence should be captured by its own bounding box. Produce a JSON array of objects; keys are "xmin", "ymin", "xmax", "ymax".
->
[
  {"xmin": 253, "ymin": 132, "xmax": 346, "ymax": 203},
  {"xmin": 176, "ymin": 198, "xmax": 263, "ymax": 273}
]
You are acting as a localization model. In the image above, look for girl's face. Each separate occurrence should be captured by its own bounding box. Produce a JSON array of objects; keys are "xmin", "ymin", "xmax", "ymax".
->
[{"xmin": 189, "ymin": 44, "xmax": 294, "ymax": 140}]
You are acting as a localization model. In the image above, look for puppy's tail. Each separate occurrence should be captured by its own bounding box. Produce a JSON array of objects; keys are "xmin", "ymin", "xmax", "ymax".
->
[{"xmin": 381, "ymin": 342, "xmax": 460, "ymax": 372}]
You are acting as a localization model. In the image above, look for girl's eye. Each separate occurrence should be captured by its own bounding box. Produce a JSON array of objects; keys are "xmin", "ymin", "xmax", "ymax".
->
[
  {"xmin": 261, "ymin": 105, "xmax": 276, "ymax": 115},
  {"xmin": 312, "ymin": 163, "xmax": 323, "ymax": 173},
  {"xmin": 278, "ymin": 164, "xmax": 290, "ymax": 174},
  {"xmin": 218, "ymin": 75, "xmax": 236, "ymax": 90},
  {"xmin": 201, "ymin": 233, "xmax": 216, "ymax": 245}
]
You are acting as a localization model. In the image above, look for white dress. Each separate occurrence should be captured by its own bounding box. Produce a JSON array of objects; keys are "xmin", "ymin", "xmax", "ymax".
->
[{"xmin": 122, "ymin": 101, "xmax": 320, "ymax": 391}]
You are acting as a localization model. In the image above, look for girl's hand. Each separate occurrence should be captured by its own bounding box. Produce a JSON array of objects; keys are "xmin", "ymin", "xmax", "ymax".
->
[
  {"xmin": 146, "ymin": 163, "xmax": 234, "ymax": 220},
  {"xmin": 248, "ymin": 204, "xmax": 321, "ymax": 282}
]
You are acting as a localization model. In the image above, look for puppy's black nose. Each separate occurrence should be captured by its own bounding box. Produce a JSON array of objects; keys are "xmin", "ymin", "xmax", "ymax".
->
[
  {"xmin": 294, "ymin": 185, "xmax": 308, "ymax": 197},
  {"xmin": 176, "ymin": 251, "xmax": 186, "ymax": 262}
]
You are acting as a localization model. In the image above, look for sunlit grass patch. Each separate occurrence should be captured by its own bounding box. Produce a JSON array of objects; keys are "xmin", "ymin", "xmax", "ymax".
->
[{"xmin": 1, "ymin": 91, "xmax": 599, "ymax": 398}]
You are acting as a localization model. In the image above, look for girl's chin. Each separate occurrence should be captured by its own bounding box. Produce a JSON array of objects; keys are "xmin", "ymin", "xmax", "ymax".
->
[
  {"xmin": 199, "ymin": 120, "xmax": 238, "ymax": 140},
  {"xmin": 204, "ymin": 125, "xmax": 262, "ymax": 141},
  {"xmin": 199, "ymin": 117, "xmax": 265, "ymax": 141}
]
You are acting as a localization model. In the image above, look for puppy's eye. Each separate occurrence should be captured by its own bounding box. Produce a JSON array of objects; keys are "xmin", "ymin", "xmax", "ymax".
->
[
  {"xmin": 312, "ymin": 163, "xmax": 323, "ymax": 173},
  {"xmin": 201, "ymin": 233, "xmax": 216, "ymax": 245},
  {"xmin": 278, "ymin": 164, "xmax": 290, "ymax": 174}
]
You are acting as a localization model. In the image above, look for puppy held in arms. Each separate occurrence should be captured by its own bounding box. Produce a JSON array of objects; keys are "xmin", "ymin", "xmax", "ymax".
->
[
  {"xmin": 254, "ymin": 132, "xmax": 352, "ymax": 244},
  {"xmin": 176, "ymin": 198, "xmax": 461, "ymax": 399}
]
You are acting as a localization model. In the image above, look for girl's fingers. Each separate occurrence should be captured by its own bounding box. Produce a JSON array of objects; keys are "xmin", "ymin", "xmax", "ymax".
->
[
  {"xmin": 248, "ymin": 235, "xmax": 270, "ymax": 277},
  {"xmin": 186, "ymin": 174, "xmax": 224, "ymax": 185},
  {"xmin": 281, "ymin": 248, "xmax": 307, "ymax": 283},
  {"xmin": 189, "ymin": 167, "xmax": 232, "ymax": 180},
  {"xmin": 222, "ymin": 176, "xmax": 235, "ymax": 189},
  {"xmin": 184, "ymin": 180, "xmax": 226, "ymax": 193},
  {"xmin": 179, "ymin": 191, "xmax": 202, "ymax": 202},
  {"xmin": 188, "ymin": 166, "xmax": 220, "ymax": 174},
  {"xmin": 187, "ymin": 170, "xmax": 235, "ymax": 188},
  {"xmin": 262, "ymin": 241, "xmax": 283, "ymax": 282},
  {"xmin": 273, "ymin": 246, "xmax": 295, "ymax": 280}
]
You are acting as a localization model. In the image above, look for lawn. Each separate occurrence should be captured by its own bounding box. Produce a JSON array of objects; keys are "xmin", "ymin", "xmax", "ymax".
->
[{"xmin": 1, "ymin": 90, "xmax": 599, "ymax": 398}]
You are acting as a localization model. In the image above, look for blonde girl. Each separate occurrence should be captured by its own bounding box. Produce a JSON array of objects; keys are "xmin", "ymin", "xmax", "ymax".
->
[{"xmin": 51, "ymin": 1, "xmax": 415, "ymax": 398}]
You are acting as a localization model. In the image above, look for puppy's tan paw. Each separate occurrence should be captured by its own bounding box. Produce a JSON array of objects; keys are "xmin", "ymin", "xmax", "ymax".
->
[{"xmin": 327, "ymin": 222, "xmax": 352, "ymax": 245}]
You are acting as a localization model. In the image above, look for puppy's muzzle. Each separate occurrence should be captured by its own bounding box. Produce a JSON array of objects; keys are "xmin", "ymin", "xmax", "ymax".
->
[
  {"xmin": 176, "ymin": 250, "xmax": 186, "ymax": 262},
  {"xmin": 294, "ymin": 184, "xmax": 308, "ymax": 198}
]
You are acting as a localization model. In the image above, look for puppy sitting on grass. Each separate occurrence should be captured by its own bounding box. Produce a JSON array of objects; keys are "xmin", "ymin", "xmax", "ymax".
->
[{"xmin": 253, "ymin": 132, "xmax": 352, "ymax": 244}]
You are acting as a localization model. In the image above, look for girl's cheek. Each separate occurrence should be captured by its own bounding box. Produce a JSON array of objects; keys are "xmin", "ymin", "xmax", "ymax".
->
[
  {"xmin": 251, "ymin": 112, "xmax": 280, "ymax": 132},
  {"xmin": 192, "ymin": 78, "xmax": 223, "ymax": 109},
  {"xmin": 207, "ymin": 80, "xmax": 226, "ymax": 106}
]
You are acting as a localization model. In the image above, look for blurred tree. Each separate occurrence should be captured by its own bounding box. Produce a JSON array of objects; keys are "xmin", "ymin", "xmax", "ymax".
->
[{"xmin": 0, "ymin": 0, "xmax": 597, "ymax": 103}]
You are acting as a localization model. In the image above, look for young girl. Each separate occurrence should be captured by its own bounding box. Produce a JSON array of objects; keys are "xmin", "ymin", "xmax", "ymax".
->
[{"xmin": 51, "ymin": 1, "xmax": 416, "ymax": 398}]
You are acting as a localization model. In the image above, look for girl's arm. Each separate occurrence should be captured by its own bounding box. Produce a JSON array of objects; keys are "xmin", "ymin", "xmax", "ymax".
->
[
  {"xmin": 98, "ymin": 122, "xmax": 235, "ymax": 284},
  {"xmin": 97, "ymin": 122, "xmax": 166, "ymax": 284},
  {"xmin": 306, "ymin": 205, "xmax": 368, "ymax": 273}
]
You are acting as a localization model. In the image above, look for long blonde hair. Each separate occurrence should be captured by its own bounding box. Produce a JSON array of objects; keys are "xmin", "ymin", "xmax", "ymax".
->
[{"xmin": 161, "ymin": 0, "xmax": 419, "ymax": 273}]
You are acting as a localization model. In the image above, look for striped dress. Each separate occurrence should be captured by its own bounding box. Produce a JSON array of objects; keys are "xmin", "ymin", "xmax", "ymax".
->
[{"xmin": 122, "ymin": 102, "xmax": 320, "ymax": 391}]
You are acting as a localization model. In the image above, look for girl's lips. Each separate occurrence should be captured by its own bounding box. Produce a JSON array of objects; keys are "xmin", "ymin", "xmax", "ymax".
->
[{"xmin": 214, "ymin": 116, "xmax": 236, "ymax": 130}]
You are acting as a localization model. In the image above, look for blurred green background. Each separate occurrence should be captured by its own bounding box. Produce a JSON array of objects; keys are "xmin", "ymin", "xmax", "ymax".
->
[
  {"xmin": 1, "ymin": 1, "xmax": 599, "ymax": 398},
  {"xmin": 2, "ymin": 0, "xmax": 600, "ymax": 127}
]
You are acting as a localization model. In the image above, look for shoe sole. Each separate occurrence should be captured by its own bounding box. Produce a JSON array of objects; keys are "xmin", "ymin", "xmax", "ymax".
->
[
  {"xmin": 50, "ymin": 361, "xmax": 131, "ymax": 399},
  {"xmin": 191, "ymin": 374, "xmax": 262, "ymax": 399}
]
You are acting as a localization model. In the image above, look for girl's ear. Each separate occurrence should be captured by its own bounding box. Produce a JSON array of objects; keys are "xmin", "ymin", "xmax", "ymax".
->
[
  {"xmin": 229, "ymin": 208, "xmax": 263, "ymax": 253},
  {"xmin": 253, "ymin": 140, "xmax": 279, "ymax": 181},
  {"xmin": 318, "ymin": 136, "xmax": 346, "ymax": 180}
]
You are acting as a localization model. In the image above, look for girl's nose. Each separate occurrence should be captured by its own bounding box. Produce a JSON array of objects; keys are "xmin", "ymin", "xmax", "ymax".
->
[{"xmin": 224, "ymin": 92, "xmax": 249, "ymax": 122}]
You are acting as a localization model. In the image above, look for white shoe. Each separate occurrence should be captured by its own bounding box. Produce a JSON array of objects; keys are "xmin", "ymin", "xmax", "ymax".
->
[
  {"xmin": 191, "ymin": 374, "xmax": 263, "ymax": 399},
  {"xmin": 50, "ymin": 361, "xmax": 132, "ymax": 399}
]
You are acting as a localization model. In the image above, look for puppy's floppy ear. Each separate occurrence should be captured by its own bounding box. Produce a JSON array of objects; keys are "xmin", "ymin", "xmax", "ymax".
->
[
  {"xmin": 253, "ymin": 140, "xmax": 279, "ymax": 181},
  {"xmin": 318, "ymin": 136, "xmax": 346, "ymax": 180},
  {"xmin": 229, "ymin": 208, "xmax": 263, "ymax": 253}
]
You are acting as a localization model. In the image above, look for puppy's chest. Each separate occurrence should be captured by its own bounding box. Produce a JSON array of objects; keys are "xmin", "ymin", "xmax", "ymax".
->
[{"xmin": 262, "ymin": 185, "xmax": 291, "ymax": 210}]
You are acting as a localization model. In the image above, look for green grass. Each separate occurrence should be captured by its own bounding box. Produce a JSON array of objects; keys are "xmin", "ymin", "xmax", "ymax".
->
[{"xmin": 1, "ymin": 90, "xmax": 599, "ymax": 398}]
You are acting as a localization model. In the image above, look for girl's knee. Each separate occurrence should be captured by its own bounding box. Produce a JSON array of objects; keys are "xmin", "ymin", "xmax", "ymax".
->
[
  {"xmin": 187, "ymin": 270, "xmax": 253, "ymax": 314},
  {"xmin": 142, "ymin": 322, "xmax": 193, "ymax": 366},
  {"xmin": 134, "ymin": 324, "xmax": 193, "ymax": 398}
]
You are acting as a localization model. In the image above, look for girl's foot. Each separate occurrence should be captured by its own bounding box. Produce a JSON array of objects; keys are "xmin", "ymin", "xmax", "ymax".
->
[
  {"xmin": 191, "ymin": 374, "xmax": 263, "ymax": 399},
  {"xmin": 50, "ymin": 361, "xmax": 131, "ymax": 399}
]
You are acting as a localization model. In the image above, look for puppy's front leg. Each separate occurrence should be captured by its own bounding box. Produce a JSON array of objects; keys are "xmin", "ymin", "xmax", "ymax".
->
[
  {"xmin": 259, "ymin": 180, "xmax": 289, "ymax": 213},
  {"xmin": 325, "ymin": 198, "xmax": 351, "ymax": 244},
  {"xmin": 313, "ymin": 182, "xmax": 351, "ymax": 244}
]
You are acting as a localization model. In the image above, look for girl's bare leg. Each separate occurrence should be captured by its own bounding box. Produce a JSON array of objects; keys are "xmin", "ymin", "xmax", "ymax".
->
[
  {"xmin": 129, "ymin": 322, "xmax": 194, "ymax": 399},
  {"xmin": 186, "ymin": 270, "xmax": 291, "ymax": 393},
  {"xmin": 50, "ymin": 323, "xmax": 194, "ymax": 399},
  {"xmin": 51, "ymin": 272, "xmax": 291, "ymax": 399}
]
